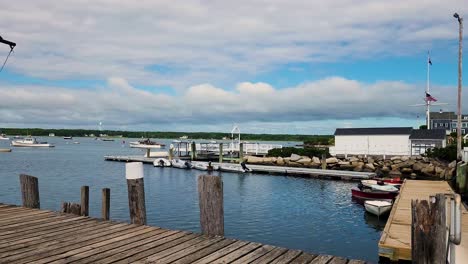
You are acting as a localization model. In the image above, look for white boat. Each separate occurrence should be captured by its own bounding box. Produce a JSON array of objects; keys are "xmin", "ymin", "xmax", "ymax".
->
[
  {"xmin": 361, "ymin": 180, "xmax": 399, "ymax": 193},
  {"xmin": 171, "ymin": 159, "xmax": 192, "ymax": 169},
  {"xmin": 219, "ymin": 164, "xmax": 250, "ymax": 173},
  {"xmin": 364, "ymin": 200, "xmax": 393, "ymax": 216},
  {"xmin": 179, "ymin": 135, "xmax": 188, "ymax": 140},
  {"xmin": 153, "ymin": 158, "xmax": 172, "ymax": 167},
  {"xmin": 11, "ymin": 138, "xmax": 54, "ymax": 148},
  {"xmin": 0, "ymin": 134, "xmax": 9, "ymax": 140},
  {"xmin": 192, "ymin": 161, "xmax": 219, "ymax": 171},
  {"xmin": 64, "ymin": 136, "xmax": 73, "ymax": 140},
  {"xmin": 130, "ymin": 139, "xmax": 165, "ymax": 149}
]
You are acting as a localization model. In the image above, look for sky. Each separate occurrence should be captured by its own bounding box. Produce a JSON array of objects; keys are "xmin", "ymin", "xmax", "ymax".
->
[{"xmin": 0, "ymin": 0, "xmax": 467, "ymax": 134}]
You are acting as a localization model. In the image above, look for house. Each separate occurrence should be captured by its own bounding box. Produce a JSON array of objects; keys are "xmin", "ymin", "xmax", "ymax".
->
[
  {"xmin": 329, "ymin": 127, "xmax": 446, "ymax": 157},
  {"xmin": 430, "ymin": 111, "xmax": 468, "ymax": 135}
]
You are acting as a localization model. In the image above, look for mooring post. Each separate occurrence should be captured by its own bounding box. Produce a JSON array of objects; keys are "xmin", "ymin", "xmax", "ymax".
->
[
  {"xmin": 239, "ymin": 143, "xmax": 244, "ymax": 163},
  {"xmin": 169, "ymin": 147, "xmax": 174, "ymax": 161},
  {"xmin": 126, "ymin": 162, "xmax": 147, "ymax": 225},
  {"xmin": 219, "ymin": 143, "xmax": 223, "ymax": 163},
  {"xmin": 146, "ymin": 148, "xmax": 151, "ymax": 158},
  {"xmin": 198, "ymin": 175, "xmax": 224, "ymax": 236},
  {"xmin": 19, "ymin": 174, "xmax": 40, "ymax": 209},
  {"xmin": 190, "ymin": 142, "xmax": 197, "ymax": 160},
  {"xmin": 321, "ymin": 154, "xmax": 327, "ymax": 170},
  {"xmin": 80, "ymin": 185, "xmax": 89, "ymax": 216},
  {"xmin": 411, "ymin": 193, "xmax": 447, "ymax": 264},
  {"xmin": 456, "ymin": 162, "xmax": 467, "ymax": 193},
  {"xmin": 102, "ymin": 188, "xmax": 110, "ymax": 220}
]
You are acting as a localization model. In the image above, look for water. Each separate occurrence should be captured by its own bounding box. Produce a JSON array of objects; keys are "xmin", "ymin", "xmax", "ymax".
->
[{"xmin": 0, "ymin": 137, "xmax": 384, "ymax": 262}]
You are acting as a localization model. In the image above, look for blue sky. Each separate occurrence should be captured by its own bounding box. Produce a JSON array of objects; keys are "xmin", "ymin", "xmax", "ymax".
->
[{"xmin": 0, "ymin": 1, "xmax": 467, "ymax": 134}]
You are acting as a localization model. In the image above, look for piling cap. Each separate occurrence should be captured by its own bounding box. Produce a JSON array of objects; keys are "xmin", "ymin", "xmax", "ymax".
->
[{"xmin": 126, "ymin": 162, "xmax": 144, "ymax": 179}]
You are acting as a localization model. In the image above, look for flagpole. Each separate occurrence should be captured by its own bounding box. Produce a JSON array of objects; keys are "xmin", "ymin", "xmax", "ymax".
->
[{"xmin": 426, "ymin": 51, "xmax": 431, "ymax": 129}]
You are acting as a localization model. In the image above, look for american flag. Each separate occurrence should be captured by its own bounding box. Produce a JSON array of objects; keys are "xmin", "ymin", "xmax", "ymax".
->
[{"xmin": 425, "ymin": 92, "xmax": 437, "ymax": 102}]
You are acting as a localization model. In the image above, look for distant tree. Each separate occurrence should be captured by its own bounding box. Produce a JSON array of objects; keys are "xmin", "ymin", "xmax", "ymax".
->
[{"xmin": 419, "ymin": 125, "xmax": 427, "ymax": 130}]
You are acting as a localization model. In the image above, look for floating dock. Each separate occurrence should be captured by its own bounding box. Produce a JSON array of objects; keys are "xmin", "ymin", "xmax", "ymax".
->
[
  {"xmin": 0, "ymin": 204, "xmax": 365, "ymax": 263},
  {"xmin": 104, "ymin": 156, "xmax": 375, "ymax": 180},
  {"xmin": 378, "ymin": 180, "xmax": 468, "ymax": 262}
]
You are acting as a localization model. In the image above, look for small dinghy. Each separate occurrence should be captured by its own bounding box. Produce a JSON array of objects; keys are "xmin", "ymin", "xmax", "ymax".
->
[
  {"xmin": 219, "ymin": 164, "xmax": 251, "ymax": 173},
  {"xmin": 171, "ymin": 159, "xmax": 192, "ymax": 169},
  {"xmin": 364, "ymin": 200, "xmax": 393, "ymax": 216},
  {"xmin": 153, "ymin": 158, "xmax": 171, "ymax": 167},
  {"xmin": 192, "ymin": 161, "xmax": 219, "ymax": 171}
]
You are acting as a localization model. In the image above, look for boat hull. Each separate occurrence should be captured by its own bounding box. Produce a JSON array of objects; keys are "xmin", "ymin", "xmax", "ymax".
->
[
  {"xmin": 351, "ymin": 187, "xmax": 398, "ymax": 200},
  {"xmin": 364, "ymin": 201, "xmax": 393, "ymax": 216},
  {"xmin": 11, "ymin": 142, "xmax": 53, "ymax": 147},
  {"xmin": 220, "ymin": 165, "xmax": 248, "ymax": 173},
  {"xmin": 153, "ymin": 158, "xmax": 171, "ymax": 167},
  {"xmin": 130, "ymin": 144, "xmax": 163, "ymax": 149}
]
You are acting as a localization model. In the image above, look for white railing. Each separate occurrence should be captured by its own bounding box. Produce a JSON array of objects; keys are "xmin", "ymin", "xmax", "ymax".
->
[{"xmin": 196, "ymin": 142, "xmax": 282, "ymax": 155}]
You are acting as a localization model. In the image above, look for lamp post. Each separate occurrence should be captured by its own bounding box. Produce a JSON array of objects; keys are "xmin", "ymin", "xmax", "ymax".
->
[{"xmin": 454, "ymin": 13, "xmax": 463, "ymax": 161}]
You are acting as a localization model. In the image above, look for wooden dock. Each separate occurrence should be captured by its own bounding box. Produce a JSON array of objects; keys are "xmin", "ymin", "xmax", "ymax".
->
[
  {"xmin": 378, "ymin": 180, "xmax": 468, "ymax": 262},
  {"xmin": 0, "ymin": 204, "xmax": 365, "ymax": 264},
  {"xmin": 104, "ymin": 156, "xmax": 375, "ymax": 180}
]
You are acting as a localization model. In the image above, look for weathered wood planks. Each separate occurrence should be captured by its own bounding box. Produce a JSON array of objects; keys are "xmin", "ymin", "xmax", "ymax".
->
[{"xmin": 0, "ymin": 204, "xmax": 364, "ymax": 264}]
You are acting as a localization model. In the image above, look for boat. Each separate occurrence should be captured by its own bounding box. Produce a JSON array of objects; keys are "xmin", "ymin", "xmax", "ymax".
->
[
  {"xmin": 364, "ymin": 200, "xmax": 393, "ymax": 216},
  {"xmin": 0, "ymin": 148, "xmax": 12, "ymax": 152},
  {"xmin": 11, "ymin": 138, "xmax": 54, "ymax": 148},
  {"xmin": 192, "ymin": 161, "xmax": 219, "ymax": 171},
  {"xmin": 63, "ymin": 136, "xmax": 73, "ymax": 140},
  {"xmin": 351, "ymin": 187, "xmax": 398, "ymax": 200},
  {"xmin": 0, "ymin": 134, "xmax": 9, "ymax": 140},
  {"xmin": 171, "ymin": 159, "xmax": 192, "ymax": 169},
  {"xmin": 179, "ymin": 135, "xmax": 188, "ymax": 140},
  {"xmin": 101, "ymin": 138, "xmax": 115, "ymax": 142},
  {"xmin": 362, "ymin": 179, "xmax": 402, "ymax": 187},
  {"xmin": 219, "ymin": 164, "xmax": 250, "ymax": 173},
  {"xmin": 130, "ymin": 139, "xmax": 165, "ymax": 149},
  {"xmin": 360, "ymin": 180, "xmax": 400, "ymax": 192},
  {"xmin": 153, "ymin": 158, "xmax": 172, "ymax": 167}
]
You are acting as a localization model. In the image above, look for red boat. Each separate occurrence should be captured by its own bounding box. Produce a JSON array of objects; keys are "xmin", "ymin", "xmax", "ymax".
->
[
  {"xmin": 351, "ymin": 187, "xmax": 399, "ymax": 200},
  {"xmin": 382, "ymin": 177, "xmax": 403, "ymax": 185}
]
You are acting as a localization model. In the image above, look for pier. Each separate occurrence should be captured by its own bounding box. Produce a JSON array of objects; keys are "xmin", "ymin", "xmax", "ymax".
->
[
  {"xmin": 104, "ymin": 156, "xmax": 375, "ymax": 180},
  {"xmin": 378, "ymin": 180, "xmax": 468, "ymax": 262}
]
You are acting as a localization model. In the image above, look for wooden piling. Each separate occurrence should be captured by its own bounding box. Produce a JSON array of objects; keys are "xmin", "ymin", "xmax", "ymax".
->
[
  {"xmin": 198, "ymin": 175, "xmax": 224, "ymax": 236},
  {"xmin": 146, "ymin": 148, "xmax": 151, "ymax": 158},
  {"xmin": 191, "ymin": 142, "xmax": 197, "ymax": 160},
  {"xmin": 239, "ymin": 143, "xmax": 244, "ymax": 163},
  {"xmin": 19, "ymin": 174, "xmax": 40, "ymax": 209},
  {"xmin": 321, "ymin": 154, "xmax": 327, "ymax": 170},
  {"xmin": 80, "ymin": 185, "xmax": 89, "ymax": 216},
  {"xmin": 61, "ymin": 202, "xmax": 81, "ymax": 215},
  {"xmin": 126, "ymin": 162, "xmax": 147, "ymax": 225},
  {"xmin": 102, "ymin": 188, "xmax": 110, "ymax": 220},
  {"xmin": 411, "ymin": 193, "xmax": 447, "ymax": 264},
  {"xmin": 219, "ymin": 143, "xmax": 223, "ymax": 163}
]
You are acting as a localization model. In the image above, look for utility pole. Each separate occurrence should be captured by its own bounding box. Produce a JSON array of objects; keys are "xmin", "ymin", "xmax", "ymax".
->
[{"xmin": 454, "ymin": 13, "xmax": 463, "ymax": 161}]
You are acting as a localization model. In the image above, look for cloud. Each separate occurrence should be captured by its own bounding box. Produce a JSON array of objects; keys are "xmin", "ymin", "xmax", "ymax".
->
[
  {"xmin": 0, "ymin": 0, "xmax": 466, "ymax": 88},
  {"xmin": 0, "ymin": 76, "xmax": 464, "ymax": 132}
]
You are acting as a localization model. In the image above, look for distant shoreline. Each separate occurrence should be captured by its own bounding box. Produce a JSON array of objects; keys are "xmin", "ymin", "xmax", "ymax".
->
[{"xmin": 0, "ymin": 127, "xmax": 332, "ymax": 142}]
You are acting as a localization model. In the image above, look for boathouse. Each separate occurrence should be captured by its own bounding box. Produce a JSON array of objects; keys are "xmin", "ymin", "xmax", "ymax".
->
[{"xmin": 329, "ymin": 127, "xmax": 446, "ymax": 157}]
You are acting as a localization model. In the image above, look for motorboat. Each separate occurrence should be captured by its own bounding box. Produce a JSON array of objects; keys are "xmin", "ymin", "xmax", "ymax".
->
[
  {"xmin": 130, "ymin": 139, "xmax": 165, "ymax": 149},
  {"xmin": 0, "ymin": 134, "xmax": 9, "ymax": 140},
  {"xmin": 364, "ymin": 200, "xmax": 393, "ymax": 216},
  {"xmin": 192, "ymin": 161, "xmax": 219, "ymax": 171},
  {"xmin": 219, "ymin": 164, "xmax": 250, "ymax": 173},
  {"xmin": 101, "ymin": 138, "xmax": 115, "ymax": 142},
  {"xmin": 153, "ymin": 158, "xmax": 172, "ymax": 167},
  {"xmin": 351, "ymin": 187, "xmax": 398, "ymax": 200},
  {"xmin": 360, "ymin": 180, "xmax": 399, "ymax": 193},
  {"xmin": 63, "ymin": 136, "xmax": 73, "ymax": 140},
  {"xmin": 11, "ymin": 138, "xmax": 54, "ymax": 148},
  {"xmin": 362, "ymin": 179, "xmax": 402, "ymax": 187},
  {"xmin": 171, "ymin": 159, "xmax": 192, "ymax": 169}
]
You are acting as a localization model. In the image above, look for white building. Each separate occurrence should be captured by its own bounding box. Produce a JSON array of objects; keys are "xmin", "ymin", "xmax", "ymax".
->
[{"xmin": 329, "ymin": 127, "xmax": 446, "ymax": 157}]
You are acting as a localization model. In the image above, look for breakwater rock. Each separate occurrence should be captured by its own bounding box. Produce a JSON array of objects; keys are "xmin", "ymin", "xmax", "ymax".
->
[{"xmin": 243, "ymin": 155, "xmax": 456, "ymax": 180}]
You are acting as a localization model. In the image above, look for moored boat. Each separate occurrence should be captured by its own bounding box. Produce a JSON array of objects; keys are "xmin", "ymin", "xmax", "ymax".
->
[
  {"xmin": 364, "ymin": 200, "xmax": 393, "ymax": 216},
  {"xmin": 360, "ymin": 180, "xmax": 400, "ymax": 192},
  {"xmin": 63, "ymin": 136, "xmax": 73, "ymax": 140},
  {"xmin": 351, "ymin": 187, "xmax": 398, "ymax": 200},
  {"xmin": 219, "ymin": 164, "xmax": 250, "ymax": 173},
  {"xmin": 11, "ymin": 138, "xmax": 54, "ymax": 148},
  {"xmin": 171, "ymin": 159, "xmax": 192, "ymax": 169},
  {"xmin": 130, "ymin": 139, "xmax": 165, "ymax": 149},
  {"xmin": 192, "ymin": 161, "xmax": 219, "ymax": 171},
  {"xmin": 0, "ymin": 134, "xmax": 9, "ymax": 140},
  {"xmin": 153, "ymin": 158, "xmax": 172, "ymax": 167}
]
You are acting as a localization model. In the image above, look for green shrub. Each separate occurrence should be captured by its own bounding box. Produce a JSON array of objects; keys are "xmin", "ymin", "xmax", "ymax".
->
[
  {"xmin": 267, "ymin": 147, "xmax": 329, "ymax": 158},
  {"xmin": 424, "ymin": 145, "xmax": 457, "ymax": 162}
]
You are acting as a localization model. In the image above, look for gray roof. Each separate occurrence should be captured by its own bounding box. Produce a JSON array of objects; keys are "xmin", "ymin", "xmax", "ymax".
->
[
  {"xmin": 334, "ymin": 127, "xmax": 413, "ymax": 136},
  {"xmin": 409, "ymin": 129, "xmax": 446, "ymax": 140},
  {"xmin": 430, "ymin": 112, "xmax": 456, "ymax": 120}
]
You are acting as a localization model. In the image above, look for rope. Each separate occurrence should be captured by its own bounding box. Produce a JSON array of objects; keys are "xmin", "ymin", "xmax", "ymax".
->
[{"xmin": 0, "ymin": 48, "xmax": 14, "ymax": 73}]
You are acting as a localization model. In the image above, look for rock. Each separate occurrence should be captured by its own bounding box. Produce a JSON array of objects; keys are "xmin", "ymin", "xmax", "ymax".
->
[
  {"xmin": 401, "ymin": 156, "xmax": 409, "ymax": 161},
  {"xmin": 247, "ymin": 156, "xmax": 264, "ymax": 163},
  {"xmin": 367, "ymin": 158, "xmax": 375, "ymax": 164},
  {"xmin": 381, "ymin": 166, "xmax": 390, "ymax": 172},
  {"xmin": 338, "ymin": 161, "xmax": 351, "ymax": 165},
  {"xmin": 297, "ymin": 157, "xmax": 312, "ymax": 164},
  {"xmin": 435, "ymin": 166, "xmax": 445, "ymax": 176},
  {"xmin": 391, "ymin": 156, "xmax": 401, "ymax": 161},
  {"xmin": 389, "ymin": 170, "xmax": 402, "ymax": 177},
  {"xmin": 421, "ymin": 164, "xmax": 435, "ymax": 175},
  {"xmin": 365, "ymin": 163, "xmax": 375, "ymax": 170},
  {"xmin": 354, "ymin": 165, "xmax": 363, "ymax": 172},
  {"xmin": 392, "ymin": 159, "xmax": 402, "ymax": 164},
  {"xmin": 412, "ymin": 162, "xmax": 426, "ymax": 171},
  {"xmin": 340, "ymin": 164, "xmax": 356, "ymax": 170},
  {"xmin": 348, "ymin": 157, "xmax": 359, "ymax": 162},
  {"xmin": 312, "ymin": 156, "xmax": 321, "ymax": 164},
  {"xmin": 401, "ymin": 168, "xmax": 413, "ymax": 174},
  {"xmin": 446, "ymin": 168, "xmax": 456, "ymax": 180},
  {"xmin": 449, "ymin": 160, "xmax": 457, "ymax": 169},
  {"xmin": 326, "ymin": 157, "xmax": 339, "ymax": 164},
  {"xmin": 263, "ymin": 157, "xmax": 275, "ymax": 164},
  {"xmin": 277, "ymin": 157, "xmax": 284, "ymax": 165},
  {"xmin": 410, "ymin": 173, "xmax": 417, "ymax": 179},
  {"xmin": 283, "ymin": 158, "xmax": 291, "ymax": 164},
  {"xmin": 290, "ymin": 154, "xmax": 301, "ymax": 162}
]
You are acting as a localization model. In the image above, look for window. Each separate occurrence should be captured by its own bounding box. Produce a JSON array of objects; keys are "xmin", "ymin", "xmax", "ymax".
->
[
  {"xmin": 453, "ymin": 129, "xmax": 457, "ymax": 132},
  {"xmin": 440, "ymin": 123, "xmax": 444, "ymax": 127},
  {"xmin": 435, "ymin": 123, "xmax": 438, "ymax": 128},
  {"xmin": 445, "ymin": 123, "xmax": 448, "ymax": 127}
]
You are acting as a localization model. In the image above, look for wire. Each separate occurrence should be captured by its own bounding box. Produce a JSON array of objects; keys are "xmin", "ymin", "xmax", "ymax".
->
[{"xmin": 0, "ymin": 48, "xmax": 14, "ymax": 73}]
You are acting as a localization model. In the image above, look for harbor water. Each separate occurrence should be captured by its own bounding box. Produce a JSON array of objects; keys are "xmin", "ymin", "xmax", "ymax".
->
[{"xmin": 0, "ymin": 137, "xmax": 384, "ymax": 262}]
